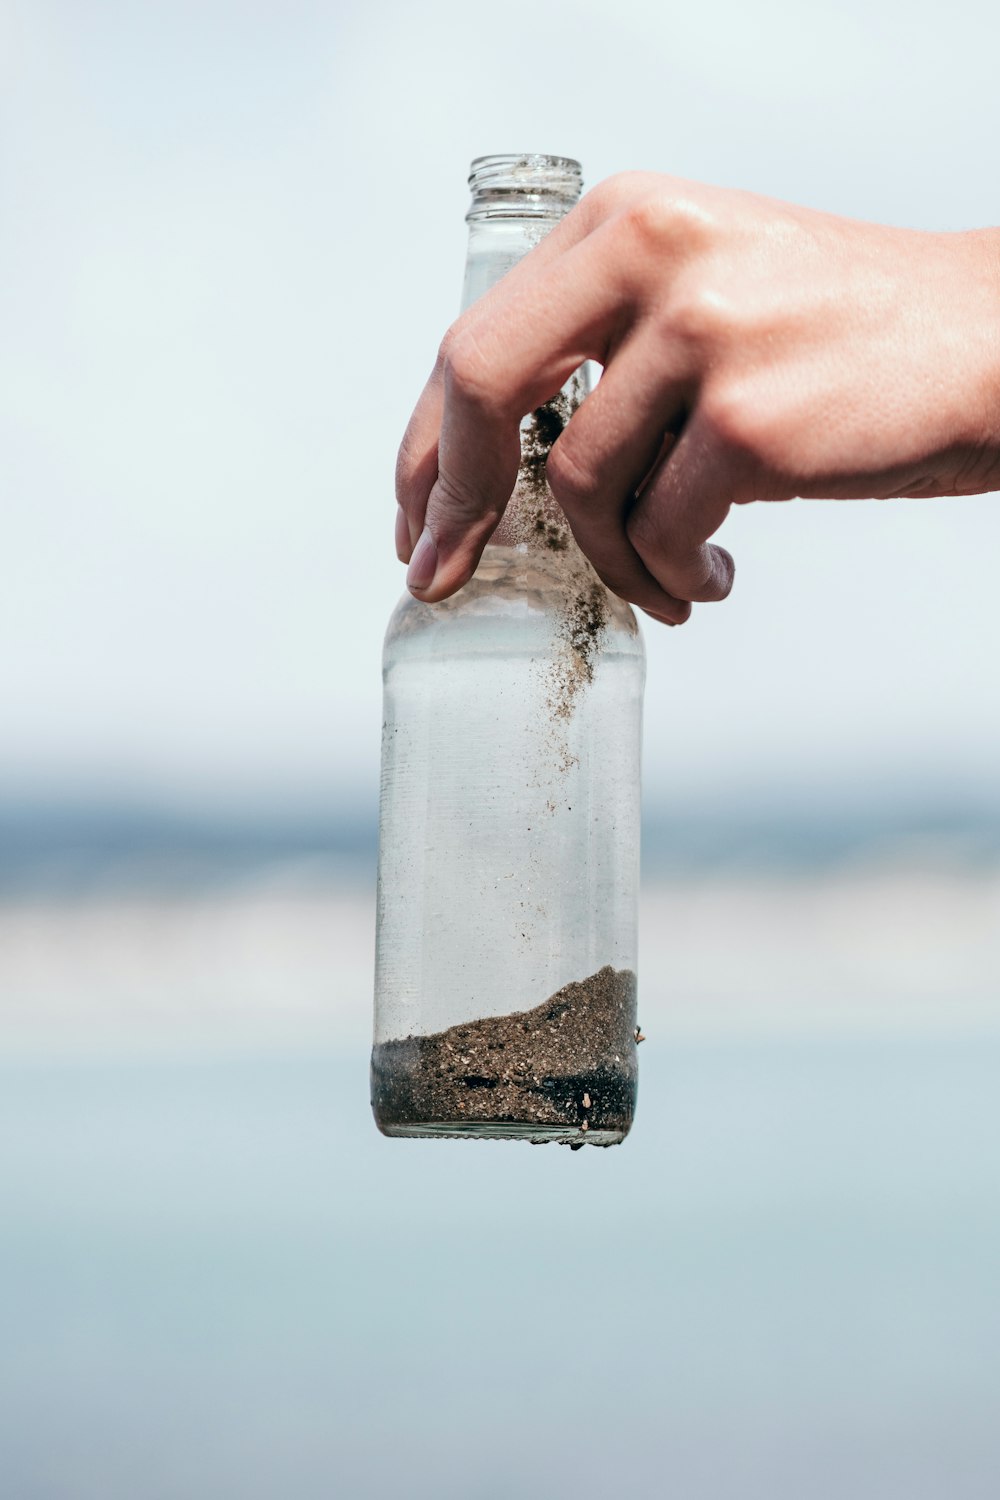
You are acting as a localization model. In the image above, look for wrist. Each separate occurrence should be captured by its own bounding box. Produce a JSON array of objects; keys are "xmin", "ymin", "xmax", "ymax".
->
[{"xmin": 962, "ymin": 228, "xmax": 1000, "ymax": 471}]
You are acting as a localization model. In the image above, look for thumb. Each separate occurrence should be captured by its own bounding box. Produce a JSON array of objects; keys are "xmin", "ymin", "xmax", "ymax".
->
[{"xmin": 405, "ymin": 404, "xmax": 523, "ymax": 603}]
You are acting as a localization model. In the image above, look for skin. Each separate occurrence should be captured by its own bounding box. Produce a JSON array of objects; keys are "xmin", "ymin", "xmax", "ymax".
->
[{"xmin": 396, "ymin": 172, "xmax": 1000, "ymax": 626}]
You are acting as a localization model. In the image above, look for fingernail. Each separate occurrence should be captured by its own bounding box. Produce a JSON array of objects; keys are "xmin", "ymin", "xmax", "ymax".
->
[
  {"xmin": 395, "ymin": 506, "xmax": 411, "ymax": 563},
  {"xmin": 406, "ymin": 526, "xmax": 438, "ymax": 592}
]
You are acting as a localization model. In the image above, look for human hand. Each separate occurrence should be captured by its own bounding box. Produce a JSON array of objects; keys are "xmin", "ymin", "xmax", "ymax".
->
[{"xmin": 396, "ymin": 173, "xmax": 1000, "ymax": 624}]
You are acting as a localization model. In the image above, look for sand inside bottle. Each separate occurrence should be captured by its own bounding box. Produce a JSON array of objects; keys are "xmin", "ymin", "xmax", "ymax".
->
[{"xmin": 371, "ymin": 966, "xmax": 638, "ymax": 1147}]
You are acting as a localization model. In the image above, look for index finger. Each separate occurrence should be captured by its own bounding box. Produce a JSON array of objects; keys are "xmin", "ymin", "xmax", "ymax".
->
[
  {"xmin": 394, "ymin": 191, "xmax": 605, "ymax": 564},
  {"xmin": 398, "ymin": 230, "xmax": 633, "ymax": 601}
]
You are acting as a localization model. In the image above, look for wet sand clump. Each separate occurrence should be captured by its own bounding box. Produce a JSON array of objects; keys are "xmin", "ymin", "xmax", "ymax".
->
[{"xmin": 372, "ymin": 966, "xmax": 637, "ymax": 1147}]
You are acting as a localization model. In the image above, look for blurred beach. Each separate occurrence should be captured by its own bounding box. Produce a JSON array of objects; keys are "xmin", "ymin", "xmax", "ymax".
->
[
  {"xmin": 2, "ymin": 808, "xmax": 999, "ymax": 1499},
  {"xmin": 4, "ymin": 856, "xmax": 1000, "ymax": 1055}
]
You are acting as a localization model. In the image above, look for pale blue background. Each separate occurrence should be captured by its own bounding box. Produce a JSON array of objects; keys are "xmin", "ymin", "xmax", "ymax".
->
[{"xmin": 4, "ymin": 1034, "xmax": 1000, "ymax": 1498}]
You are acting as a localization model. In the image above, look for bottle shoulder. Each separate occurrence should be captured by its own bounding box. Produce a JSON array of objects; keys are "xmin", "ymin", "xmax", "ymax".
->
[{"xmin": 385, "ymin": 546, "xmax": 644, "ymax": 662}]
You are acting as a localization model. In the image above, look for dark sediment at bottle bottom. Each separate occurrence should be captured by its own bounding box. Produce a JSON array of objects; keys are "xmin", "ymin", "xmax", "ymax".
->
[{"xmin": 371, "ymin": 966, "xmax": 637, "ymax": 1147}]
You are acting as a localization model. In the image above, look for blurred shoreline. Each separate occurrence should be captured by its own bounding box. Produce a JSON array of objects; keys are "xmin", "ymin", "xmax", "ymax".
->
[
  {"xmin": 4, "ymin": 787, "xmax": 1000, "ymax": 895},
  {"xmin": 2, "ymin": 793, "xmax": 998, "ymax": 1057},
  {"xmin": 2, "ymin": 863, "xmax": 997, "ymax": 1059}
]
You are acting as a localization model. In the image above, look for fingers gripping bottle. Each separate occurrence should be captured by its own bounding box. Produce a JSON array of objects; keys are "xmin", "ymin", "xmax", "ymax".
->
[{"xmin": 372, "ymin": 154, "xmax": 646, "ymax": 1146}]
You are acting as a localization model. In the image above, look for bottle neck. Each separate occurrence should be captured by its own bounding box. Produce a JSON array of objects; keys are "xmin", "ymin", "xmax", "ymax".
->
[
  {"xmin": 461, "ymin": 152, "xmax": 581, "ymax": 309},
  {"xmin": 461, "ymin": 216, "xmax": 558, "ymax": 313},
  {"xmin": 459, "ymin": 155, "xmax": 587, "ymax": 555}
]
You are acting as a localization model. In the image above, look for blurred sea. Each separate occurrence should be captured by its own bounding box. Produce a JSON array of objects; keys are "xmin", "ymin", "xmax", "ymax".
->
[{"xmin": 2, "ymin": 799, "xmax": 999, "ymax": 1499}]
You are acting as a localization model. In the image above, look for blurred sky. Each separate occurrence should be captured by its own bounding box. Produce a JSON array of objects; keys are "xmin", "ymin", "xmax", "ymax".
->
[{"xmin": 2, "ymin": 0, "xmax": 1000, "ymax": 816}]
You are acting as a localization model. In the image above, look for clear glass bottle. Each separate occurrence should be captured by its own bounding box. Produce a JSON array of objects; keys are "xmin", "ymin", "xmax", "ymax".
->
[{"xmin": 372, "ymin": 154, "xmax": 646, "ymax": 1147}]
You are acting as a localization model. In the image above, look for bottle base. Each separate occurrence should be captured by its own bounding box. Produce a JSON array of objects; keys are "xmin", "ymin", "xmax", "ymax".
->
[{"xmin": 376, "ymin": 1118, "xmax": 627, "ymax": 1147}]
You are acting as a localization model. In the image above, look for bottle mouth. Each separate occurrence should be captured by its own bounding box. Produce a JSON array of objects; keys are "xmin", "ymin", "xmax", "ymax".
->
[{"xmin": 467, "ymin": 153, "xmax": 583, "ymax": 221}]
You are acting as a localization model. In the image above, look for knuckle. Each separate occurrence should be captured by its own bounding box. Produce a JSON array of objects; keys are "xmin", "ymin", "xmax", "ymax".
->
[
  {"xmin": 439, "ymin": 325, "xmax": 495, "ymax": 411},
  {"xmin": 623, "ymin": 502, "xmax": 660, "ymax": 556},
  {"xmin": 578, "ymin": 179, "xmax": 615, "ymax": 227},
  {"xmin": 613, "ymin": 185, "xmax": 715, "ymax": 265},
  {"xmin": 582, "ymin": 171, "xmax": 653, "ymax": 223},
  {"xmin": 668, "ymin": 280, "xmax": 733, "ymax": 352},
  {"xmin": 544, "ymin": 437, "xmax": 598, "ymax": 510},
  {"xmin": 700, "ymin": 379, "xmax": 762, "ymax": 465},
  {"xmin": 617, "ymin": 192, "xmax": 676, "ymax": 256},
  {"xmin": 435, "ymin": 321, "xmax": 455, "ymax": 356},
  {"xmin": 434, "ymin": 322, "xmax": 459, "ymax": 373},
  {"xmin": 431, "ymin": 467, "xmax": 503, "ymax": 534}
]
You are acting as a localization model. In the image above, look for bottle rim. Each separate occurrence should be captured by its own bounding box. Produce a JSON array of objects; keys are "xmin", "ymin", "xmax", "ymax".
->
[
  {"xmin": 467, "ymin": 153, "xmax": 583, "ymax": 221},
  {"xmin": 468, "ymin": 152, "xmax": 582, "ymax": 179}
]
